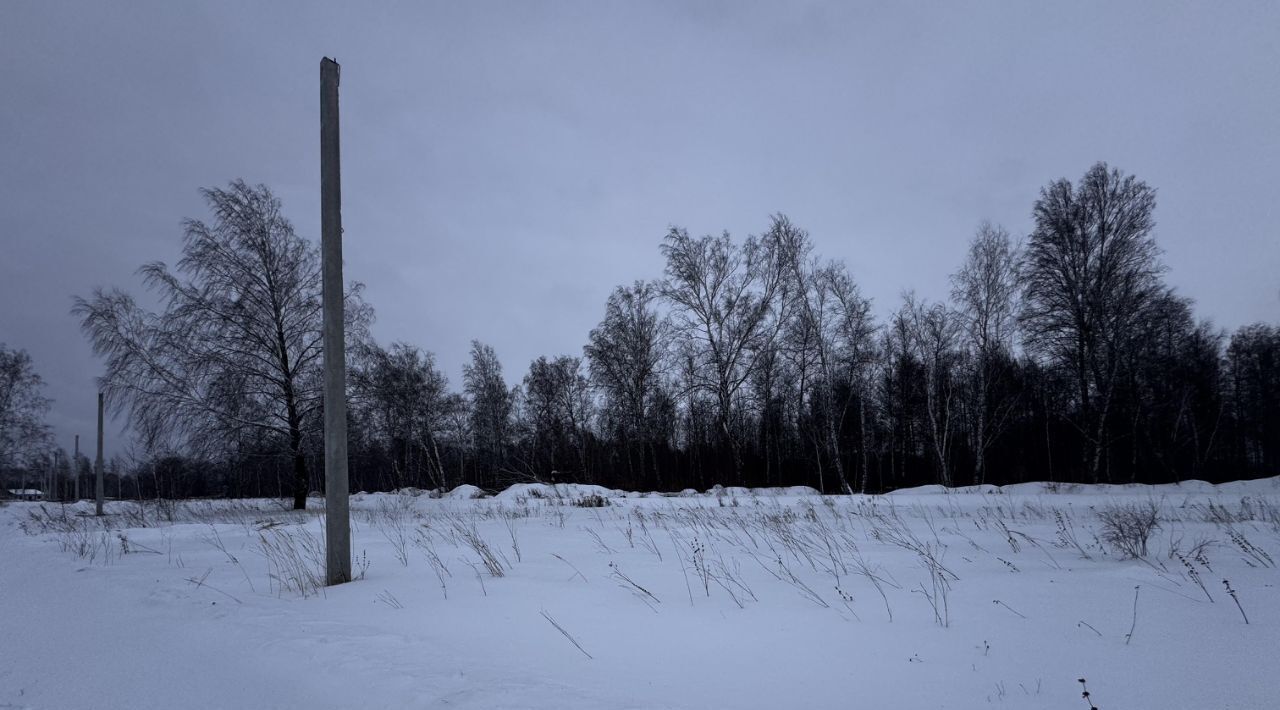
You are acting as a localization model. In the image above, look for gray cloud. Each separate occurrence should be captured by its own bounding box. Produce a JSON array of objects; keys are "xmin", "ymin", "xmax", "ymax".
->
[{"xmin": 2, "ymin": 1, "xmax": 1277, "ymax": 456}]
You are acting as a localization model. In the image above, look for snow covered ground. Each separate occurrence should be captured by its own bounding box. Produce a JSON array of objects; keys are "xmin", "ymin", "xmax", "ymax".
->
[{"xmin": 3, "ymin": 478, "xmax": 1278, "ymax": 709}]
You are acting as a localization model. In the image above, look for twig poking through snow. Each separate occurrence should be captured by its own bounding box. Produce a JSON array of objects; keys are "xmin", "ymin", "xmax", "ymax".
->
[
  {"xmin": 585, "ymin": 526, "xmax": 616, "ymax": 554},
  {"xmin": 609, "ymin": 561, "xmax": 661, "ymax": 611},
  {"xmin": 993, "ymin": 599, "xmax": 1027, "ymax": 619},
  {"xmin": 1078, "ymin": 677, "xmax": 1099, "ymax": 710},
  {"xmin": 1077, "ymin": 620, "xmax": 1103, "ymax": 637},
  {"xmin": 186, "ymin": 567, "xmax": 242, "ymax": 605},
  {"xmin": 376, "ymin": 589, "xmax": 404, "ymax": 609},
  {"xmin": 1224, "ymin": 579, "xmax": 1249, "ymax": 624},
  {"xmin": 540, "ymin": 610, "xmax": 593, "ymax": 659},
  {"xmin": 551, "ymin": 553, "xmax": 588, "ymax": 583},
  {"xmin": 1125, "ymin": 585, "xmax": 1140, "ymax": 645}
]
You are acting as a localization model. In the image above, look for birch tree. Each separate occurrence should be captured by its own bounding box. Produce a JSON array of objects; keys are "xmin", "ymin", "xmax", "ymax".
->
[
  {"xmin": 775, "ymin": 218, "xmax": 876, "ymax": 492},
  {"xmin": 350, "ymin": 342, "xmax": 452, "ymax": 490},
  {"xmin": 1020, "ymin": 163, "xmax": 1163, "ymax": 482},
  {"xmin": 0, "ymin": 344, "xmax": 52, "ymax": 470},
  {"xmin": 521, "ymin": 355, "xmax": 593, "ymax": 481},
  {"xmin": 584, "ymin": 281, "xmax": 669, "ymax": 483},
  {"xmin": 900, "ymin": 294, "xmax": 963, "ymax": 486},
  {"xmin": 463, "ymin": 340, "xmax": 514, "ymax": 485},
  {"xmin": 74, "ymin": 181, "xmax": 370, "ymax": 509},
  {"xmin": 951, "ymin": 222, "xmax": 1020, "ymax": 484},
  {"xmin": 661, "ymin": 220, "xmax": 790, "ymax": 481}
]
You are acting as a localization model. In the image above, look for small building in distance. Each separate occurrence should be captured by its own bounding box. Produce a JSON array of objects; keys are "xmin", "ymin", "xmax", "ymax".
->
[{"xmin": 5, "ymin": 489, "xmax": 45, "ymax": 501}]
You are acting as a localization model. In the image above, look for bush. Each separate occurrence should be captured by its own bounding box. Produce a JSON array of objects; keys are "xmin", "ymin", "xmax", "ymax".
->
[
  {"xmin": 1097, "ymin": 502, "xmax": 1160, "ymax": 558},
  {"xmin": 572, "ymin": 494, "xmax": 609, "ymax": 508}
]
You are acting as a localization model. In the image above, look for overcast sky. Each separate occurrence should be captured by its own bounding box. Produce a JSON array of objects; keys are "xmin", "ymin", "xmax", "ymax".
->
[{"xmin": 2, "ymin": 1, "xmax": 1277, "ymax": 457}]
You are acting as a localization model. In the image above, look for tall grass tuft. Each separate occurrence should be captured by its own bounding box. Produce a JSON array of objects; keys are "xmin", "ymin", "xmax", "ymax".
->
[
  {"xmin": 258, "ymin": 525, "xmax": 326, "ymax": 598},
  {"xmin": 1098, "ymin": 503, "xmax": 1160, "ymax": 558}
]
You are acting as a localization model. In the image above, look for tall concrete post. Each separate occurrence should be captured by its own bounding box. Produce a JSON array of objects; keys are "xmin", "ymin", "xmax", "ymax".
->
[
  {"xmin": 74, "ymin": 434, "xmax": 80, "ymax": 501},
  {"xmin": 321, "ymin": 57, "xmax": 351, "ymax": 585},
  {"xmin": 95, "ymin": 393, "xmax": 105, "ymax": 515}
]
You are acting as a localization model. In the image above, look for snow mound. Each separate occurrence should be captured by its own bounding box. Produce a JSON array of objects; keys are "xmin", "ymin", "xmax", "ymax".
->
[
  {"xmin": 764, "ymin": 486, "xmax": 822, "ymax": 497},
  {"xmin": 888, "ymin": 484, "xmax": 948, "ymax": 495},
  {"xmin": 1215, "ymin": 476, "xmax": 1280, "ymax": 493},
  {"xmin": 997, "ymin": 482, "xmax": 1058, "ymax": 494},
  {"xmin": 707, "ymin": 485, "xmax": 753, "ymax": 497},
  {"xmin": 445, "ymin": 484, "xmax": 487, "ymax": 499},
  {"xmin": 495, "ymin": 483, "xmax": 621, "ymax": 501},
  {"xmin": 390, "ymin": 487, "xmax": 435, "ymax": 497}
]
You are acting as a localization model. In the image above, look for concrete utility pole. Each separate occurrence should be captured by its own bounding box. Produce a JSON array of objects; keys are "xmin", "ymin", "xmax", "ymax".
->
[
  {"xmin": 321, "ymin": 56, "xmax": 351, "ymax": 585},
  {"xmin": 95, "ymin": 393, "xmax": 105, "ymax": 515},
  {"xmin": 74, "ymin": 434, "xmax": 80, "ymax": 501}
]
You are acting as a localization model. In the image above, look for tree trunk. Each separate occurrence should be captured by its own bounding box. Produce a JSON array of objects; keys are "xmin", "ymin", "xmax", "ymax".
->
[
  {"xmin": 812, "ymin": 439, "xmax": 825, "ymax": 494},
  {"xmin": 648, "ymin": 441, "xmax": 663, "ymax": 491},
  {"xmin": 1088, "ymin": 377, "xmax": 1115, "ymax": 484},
  {"xmin": 721, "ymin": 416, "xmax": 744, "ymax": 485},
  {"xmin": 289, "ymin": 420, "xmax": 308, "ymax": 510},
  {"xmin": 826, "ymin": 414, "xmax": 851, "ymax": 494},
  {"xmin": 973, "ymin": 364, "xmax": 987, "ymax": 486},
  {"xmin": 859, "ymin": 394, "xmax": 870, "ymax": 495}
]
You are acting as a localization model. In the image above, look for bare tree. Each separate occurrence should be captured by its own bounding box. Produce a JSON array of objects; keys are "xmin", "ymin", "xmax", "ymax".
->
[
  {"xmin": 584, "ymin": 281, "xmax": 669, "ymax": 483},
  {"xmin": 951, "ymin": 222, "xmax": 1020, "ymax": 484},
  {"xmin": 74, "ymin": 181, "xmax": 370, "ymax": 509},
  {"xmin": 900, "ymin": 294, "xmax": 964, "ymax": 486},
  {"xmin": 661, "ymin": 219, "xmax": 791, "ymax": 481},
  {"xmin": 0, "ymin": 344, "xmax": 52, "ymax": 471},
  {"xmin": 463, "ymin": 340, "xmax": 514, "ymax": 485},
  {"xmin": 437, "ymin": 392, "xmax": 471, "ymax": 486},
  {"xmin": 1226, "ymin": 324, "xmax": 1280, "ymax": 473},
  {"xmin": 824, "ymin": 267, "xmax": 879, "ymax": 493},
  {"xmin": 521, "ymin": 355, "xmax": 593, "ymax": 481},
  {"xmin": 350, "ymin": 342, "xmax": 452, "ymax": 490},
  {"xmin": 1126, "ymin": 292, "xmax": 1224, "ymax": 481},
  {"xmin": 1020, "ymin": 163, "xmax": 1163, "ymax": 482},
  {"xmin": 775, "ymin": 219, "xmax": 876, "ymax": 492}
]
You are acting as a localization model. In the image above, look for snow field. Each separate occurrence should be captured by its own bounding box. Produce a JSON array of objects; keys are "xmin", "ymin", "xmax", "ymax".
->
[{"xmin": 2, "ymin": 478, "xmax": 1279, "ymax": 709}]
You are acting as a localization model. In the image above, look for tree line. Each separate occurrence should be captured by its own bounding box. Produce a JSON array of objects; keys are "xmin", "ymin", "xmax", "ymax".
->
[{"xmin": 5, "ymin": 163, "xmax": 1275, "ymax": 505}]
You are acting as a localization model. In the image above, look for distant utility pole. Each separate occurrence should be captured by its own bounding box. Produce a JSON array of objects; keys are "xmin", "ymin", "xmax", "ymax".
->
[
  {"xmin": 74, "ymin": 434, "xmax": 80, "ymax": 501},
  {"xmin": 95, "ymin": 393, "xmax": 105, "ymax": 516},
  {"xmin": 321, "ymin": 56, "xmax": 351, "ymax": 585}
]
